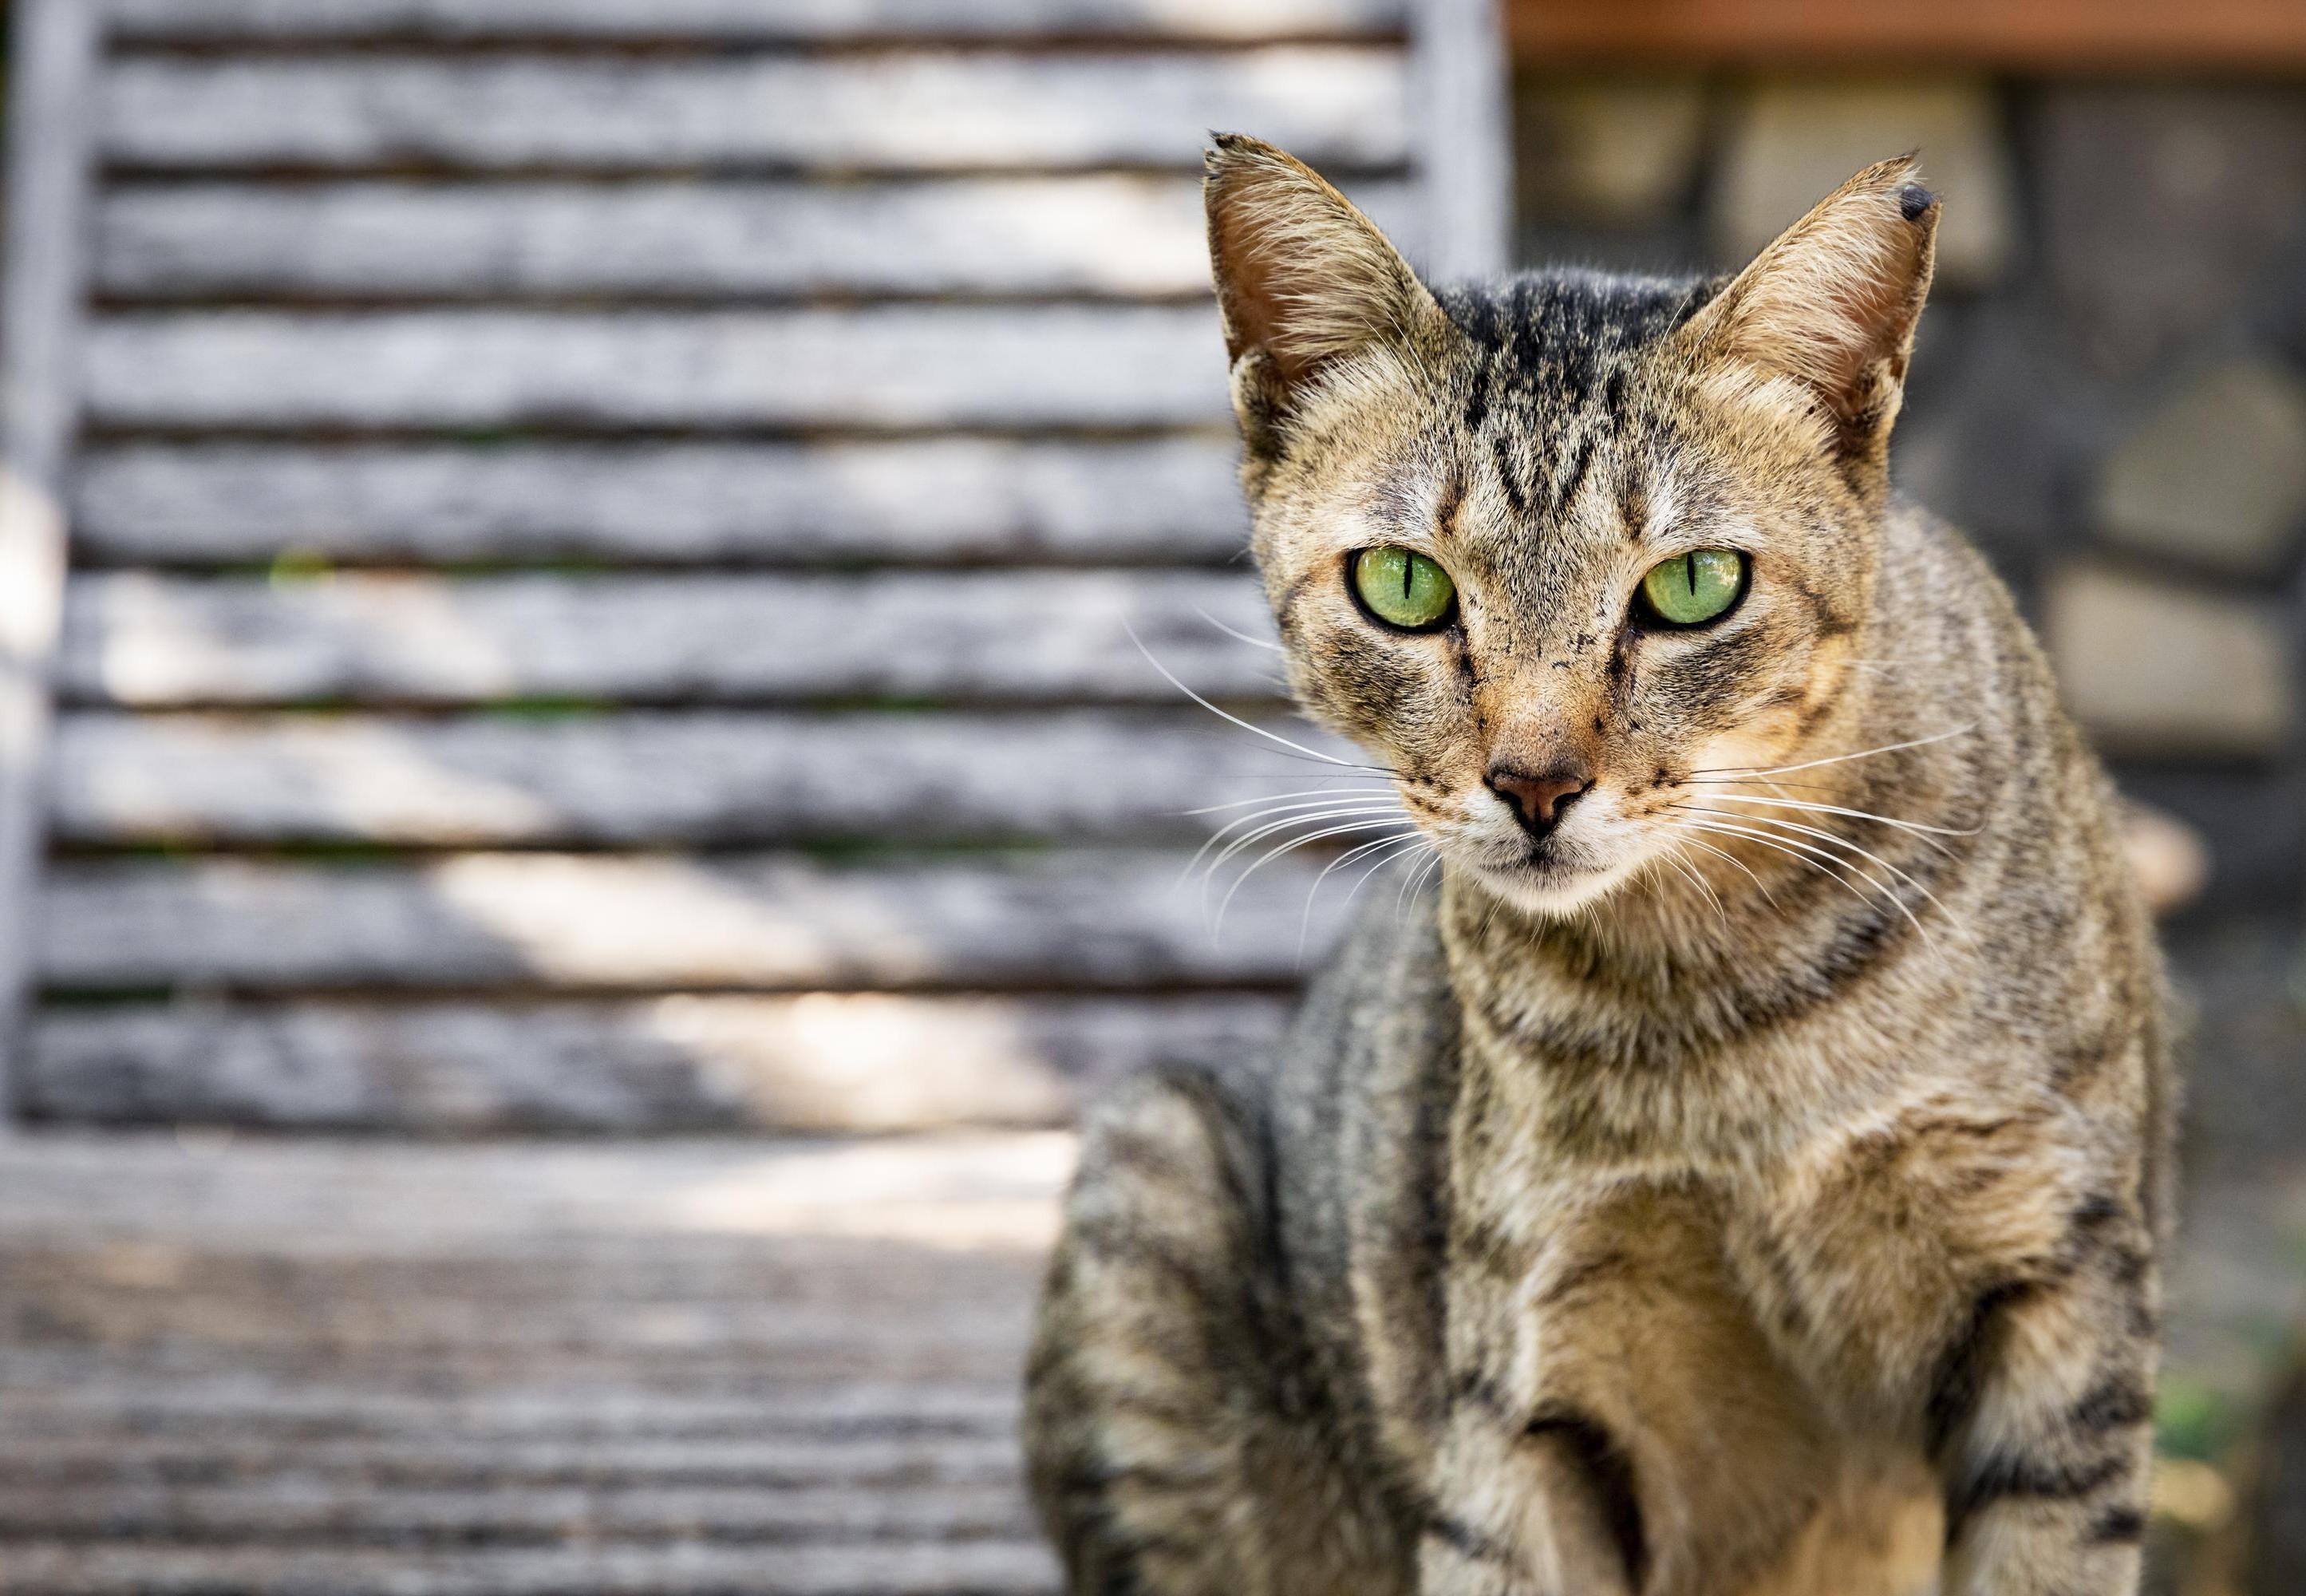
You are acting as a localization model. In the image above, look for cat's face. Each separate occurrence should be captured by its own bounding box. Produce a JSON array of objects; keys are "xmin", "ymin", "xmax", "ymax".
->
[{"xmin": 1206, "ymin": 138, "xmax": 1937, "ymax": 915}]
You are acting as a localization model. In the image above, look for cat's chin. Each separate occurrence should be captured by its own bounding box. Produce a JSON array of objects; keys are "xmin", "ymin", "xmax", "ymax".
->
[{"xmin": 1463, "ymin": 853, "xmax": 1638, "ymax": 918}]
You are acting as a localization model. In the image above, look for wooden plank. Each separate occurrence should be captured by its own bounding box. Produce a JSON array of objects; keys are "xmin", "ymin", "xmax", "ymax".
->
[
  {"xmin": 0, "ymin": 1270, "xmax": 1033, "ymax": 1356},
  {"xmin": 69, "ymin": 439, "xmax": 1252, "ymax": 566},
  {"xmin": 94, "ymin": 176, "xmax": 1419, "ymax": 301},
  {"xmin": 99, "ymin": 50, "xmax": 1409, "ymax": 175},
  {"xmin": 109, "ymin": 0, "xmax": 1406, "ymax": 43},
  {"xmin": 0, "ymin": 1127, "xmax": 1075, "ymax": 1246},
  {"xmin": 0, "ymin": 1540, "xmax": 1057, "ymax": 1595},
  {"xmin": 46, "ymin": 710, "xmax": 1375, "ymax": 844},
  {"xmin": 0, "ymin": 1128, "xmax": 1071, "ymax": 1586},
  {"xmin": 0, "ymin": 0, "xmax": 103, "ymax": 1120},
  {"xmin": 1413, "ymin": 0, "xmax": 1510, "ymax": 280},
  {"xmin": 1505, "ymin": 0, "xmax": 2306, "ymax": 69},
  {"xmin": 26, "ymin": 993, "xmax": 1289, "ymax": 1132},
  {"xmin": 84, "ymin": 306, "xmax": 1232, "ymax": 430},
  {"xmin": 0, "ymin": 1478, "xmax": 1037, "ymax": 1546},
  {"xmin": 0, "ymin": 1379, "xmax": 1023, "ymax": 1438},
  {"xmin": 0, "ymin": 1480, "xmax": 1029, "ymax": 1547},
  {"xmin": 57, "ymin": 571, "xmax": 1282, "ymax": 706},
  {"xmin": 37, "ymin": 851, "xmax": 1390, "ymax": 990}
]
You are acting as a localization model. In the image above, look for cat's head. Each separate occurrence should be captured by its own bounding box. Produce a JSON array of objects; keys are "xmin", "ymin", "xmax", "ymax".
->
[{"xmin": 1205, "ymin": 135, "xmax": 1938, "ymax": 916}]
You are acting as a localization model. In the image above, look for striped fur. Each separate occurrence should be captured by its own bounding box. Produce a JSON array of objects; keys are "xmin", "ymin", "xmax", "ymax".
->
[{"xmin": 1024, "ymin": 138, "xmax": 2172, "ymax": 1596}]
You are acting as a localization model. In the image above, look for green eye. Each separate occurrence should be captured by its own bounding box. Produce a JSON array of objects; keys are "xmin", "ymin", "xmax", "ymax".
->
[
  {"xmin": 1639, "ymin": 549, "xmax": 1747, "ymax": 626},
  {"xmin": 1351, "ymin": 545, "xmax": 1456, "ymax": 630}
]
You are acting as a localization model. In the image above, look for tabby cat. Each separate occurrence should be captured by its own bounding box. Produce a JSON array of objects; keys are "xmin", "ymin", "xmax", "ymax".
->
[{"xmin": 1022, "ymin": 136, "xmax": 2172, "ymax": 1596}]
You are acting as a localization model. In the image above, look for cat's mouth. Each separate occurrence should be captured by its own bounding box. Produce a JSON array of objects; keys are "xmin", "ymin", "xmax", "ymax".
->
[{"xmin": 1464, "ymin": 834, "xmax": 1635, "ymax": 915}]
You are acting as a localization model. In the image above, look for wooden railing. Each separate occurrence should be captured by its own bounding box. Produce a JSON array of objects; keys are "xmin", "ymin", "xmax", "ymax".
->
[{"xmin": 1509, "ymin": 0, "xmax": 2306, "ymax": 69}]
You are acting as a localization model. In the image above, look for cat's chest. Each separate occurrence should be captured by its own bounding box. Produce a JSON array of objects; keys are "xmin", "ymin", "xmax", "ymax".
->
[
  {"xmin": 1434, "ymin": 1086, "xmax": 2090, "ymax": 1418},
  {"xmin": 1423, "ymin": 1168, "xmax": 1949, "ymax": 1595}
]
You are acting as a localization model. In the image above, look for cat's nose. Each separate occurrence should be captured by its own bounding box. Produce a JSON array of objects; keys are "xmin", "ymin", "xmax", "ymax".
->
[{"xmin": 1486, "ymin": 761, "xmax": 1594, "ymax": 841}]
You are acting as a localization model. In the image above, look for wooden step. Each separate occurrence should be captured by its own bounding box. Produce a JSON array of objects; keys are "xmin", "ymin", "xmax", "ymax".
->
[
  {"xmin": 70, "ymin": 438, "xmax": 1250, "ymax": 566},
  {"xmin": 39, "ymin": 851, "xmax": 1405, "ymax": 991},
  {"xmin": 0, "ymin": 1377, "xmax": 1022, "ymax": 1440},
  {"xmin": 85, "ymin": 306, "xmax": 1230, "ymax": 430},
  {"xmin": 0, "ymin": 1129, "xmax": 1072, "ymax": 1588},
  {"xmin": 48, "ymin": 710, "xmax": 1382, "ymax": 845},
  {"xmin": 109, "ymin": 0, "xmax": 1405, "ymax": 44},
  {"xmin": 96, "ymin": 176, "xmax": 1418, "ymax": 302},
  {"xmin": 0, "ymin": 1539, "xmax": 1058, "ymax": 1595},
  {"xmin": 0, "ymin": 1129, "xmax": 1074, "ymax": 1242},
  {"xmin": 26, "ymin": 992, "xmax": 1289, "ymax": 1132},
  {"xmin": 4, "ymin": 1428, "xmax": 1028, "ymax": 1490},
  {"xmin": 0, "ymin": 1479, "xmax": 1037, "ymax": 1548},
  {"xmin": 101, "ymin": 49, "xmax": 1408, "ymax": 175},
  {"xmin": 58, "ymin": 571, "xmax": 1281, "ymax": 707}
]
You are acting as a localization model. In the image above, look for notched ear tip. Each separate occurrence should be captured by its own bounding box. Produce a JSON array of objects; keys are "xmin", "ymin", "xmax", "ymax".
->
[
  {"xmin": 1897, "ymin": 183, "xmax": 1937, "ymax": 223},
  {"xmin": 1204, "ymin": 131, "xmax": 1291, "ymax": 181}
]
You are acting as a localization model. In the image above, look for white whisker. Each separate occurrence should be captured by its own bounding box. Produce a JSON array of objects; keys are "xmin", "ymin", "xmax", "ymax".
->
[
  {"xmin": 1696, "ymin": 725, "xmax": 1973, "ymax": 781},
  {"xmin": 1677, "ymin": 817, "xmax": 1889, "ymax": 917},
  {"xmin": 1301, "ymin": 830, "xmax": 1427, "ymax": 955},
  {"xmin": 1341, "ymin": 834, "xmax": 1433, "ymax": 918},
  {"xmin": 1668, "ymin": 828, "xmax": 1780, "ymax": 911},
  {"xmin": 1397, "ymin": 847, "xmax": 1445, "ymax": 916},
  {"xmin": 1193, "ymin": 801, "xmax": 1407, "ymax": 889},
  {"xmin": 1676, "ymin": 815, "xmax": 1937, "ymax": 949},
  {"xmin": 1676, "ymin": 804, "xmax": 1961, "ymax": 931},
  {"xmin": 1214, "ymin": 815, "xmax": 1408, "ymax": 938},
  {"xmin": 1186, "ymin": 783, "xmax": 1394, "ymax": 816},
  {"xmin": 1125, "ymin": 618, "xmax": 1388, "ymax": 773},
  {"xmin": 1194, "ymin": 606, "xmax": 1287, "ymax": 654},
  {"xmin": 1658, "ymin": 851, "xmax": 1728, "ymax": 924},
  {"xmin": 1687, "ymin": 790, "xmax": 1978, "ymax": 847}
]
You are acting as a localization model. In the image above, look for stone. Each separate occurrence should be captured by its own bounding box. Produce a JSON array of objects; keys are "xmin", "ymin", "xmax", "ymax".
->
[
  {"xmin": 1514, "ymin": 74, "xmax": 1705, "ymax": 225},
  {"xmin": 2095, "ymin": 358, "xmax": 2306, "ymax": 577},
  {"xmin": 2114, "ymin": 798, "xmax": 2210, "ymax": 918},
  {"xmin": 2036, "ymin": 86, "xmax": 2306, "ymax": 377},
  {"xmin": 2238, "ymin": 1345, "xmax": 2306, "ymax": 1595},
  {"xmin": 1891, "ymin": 303, "xmax": 2111, "ymax": 564},
  {"xmin": 1710, "ymin": 77, "xmax": 2012, "ymax": 286},
  {"xmin": 2043, "ymin": 564, "xmax": 2296, "ymax": 758}
]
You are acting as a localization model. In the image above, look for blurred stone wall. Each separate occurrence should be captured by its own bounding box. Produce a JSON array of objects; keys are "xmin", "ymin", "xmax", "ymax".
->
[{"xmin": 1513, "ymin": 75, "xmax": 2305, "ymax": 915}]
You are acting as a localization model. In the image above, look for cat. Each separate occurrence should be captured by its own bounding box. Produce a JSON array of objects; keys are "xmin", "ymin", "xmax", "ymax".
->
[{"xmin": 1022, "ymin": 136, "xmax": 2173, "ymax": 1596}]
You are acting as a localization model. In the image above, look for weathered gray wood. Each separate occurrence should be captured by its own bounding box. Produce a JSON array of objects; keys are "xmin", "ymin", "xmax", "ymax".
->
[
  {"xmin": 3, "ymin": 1281, "xmax": 1030, "ymax": 1356},
  {"xmin": 48, "ymin": 710, "xmax": 1375, "ymax": 844},
  {"xmin": 0, "ymin": 0, "xmax": 103, "ymax": 1120},
  {"xmin": 96, "ymin": 176, "xmax": 1419, "ymax": 300},
  {"xmin": 109, "ymin": 0, "xmax": 1404, "ymax": 43},
  {"xmin": 58, "ymin": 571, "xmax": 1281, "ymax": 707},
  {"xmin": 70, "ymin": 439, "xmax": 1251, "ymax": 565},
  {"xmin": 39, "ymin": 851, "xmax": 1381, "ymax": 990},
  {"xmin": 0, "ymin": 1378, "xmax": 1021, "ymax": 1438},
  {"xmin": 0, "ymin": 1128, "xmax": 1069, "ymax": 1586},
  {"xmin": 1411, "ymin": 0, "xmax": 1510, "ymax": 280},
  {"xmin": 0, "ymin": 1540, "xmax": 1057, "ymax": 1595},
  {"xmin": 0, "ymin": 1127, "xmax": 1074, "ymax": 1245},
  {"xmin": 26, "ymin": 993, "xmax": 1288, "ymax": 1132},
  {"xmin": 101, "ymin": 50, "xmax": 1408, "ymax": 174},
  {"xmin": 85, "ymin": 306, "xmax": 1232, "ymax": 429},
  {"xmin": 0, "ymin": 1478, "xmax": 1037, "ymax": 1545}
]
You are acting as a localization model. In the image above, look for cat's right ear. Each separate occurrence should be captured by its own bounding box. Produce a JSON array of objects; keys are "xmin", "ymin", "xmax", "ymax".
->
[{"xmin": 1205, "ymin": 134, "xmax": 1440, "ymax": 451}]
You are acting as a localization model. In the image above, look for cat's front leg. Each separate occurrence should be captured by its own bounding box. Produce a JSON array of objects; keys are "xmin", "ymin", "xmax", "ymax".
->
[
  {"xmin": 1416, "ymin": 1385, "xmax": 1641, "ymax": 1596},
  {"xmin": 1932, "ymin": 1205, "xmax": 2160, "ymax": 1594}
]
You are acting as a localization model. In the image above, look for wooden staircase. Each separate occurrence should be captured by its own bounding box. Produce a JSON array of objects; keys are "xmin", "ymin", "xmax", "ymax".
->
[
  {"xmin": 0, "ymin": 6, "xmax": 1504, "ymax": 1585},
  {"xmin": 1, "ymin": 0, "xmax": 1508, "ymax": 1133}
]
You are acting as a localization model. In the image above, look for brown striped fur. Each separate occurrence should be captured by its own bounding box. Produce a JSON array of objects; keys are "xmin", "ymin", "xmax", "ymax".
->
[{"xmin": 1023, "ymin": 137, "xmax": 2173, "ymax": 1596}]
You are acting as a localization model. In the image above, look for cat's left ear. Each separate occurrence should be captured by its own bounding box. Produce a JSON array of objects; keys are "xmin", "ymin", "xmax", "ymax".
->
[
  {"xmin": 1679, "ymin": 156, "xmax": 1938, "ymax": 464},
  {"xmin": 1204, "ymin": 133, "xmax": 1443, "ymax": 451}
]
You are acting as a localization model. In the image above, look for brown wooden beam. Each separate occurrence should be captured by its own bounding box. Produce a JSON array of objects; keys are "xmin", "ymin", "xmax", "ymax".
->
[{"xmin": 1509, "ymin": 0, "xmax": 2306, "ymax": 71}]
